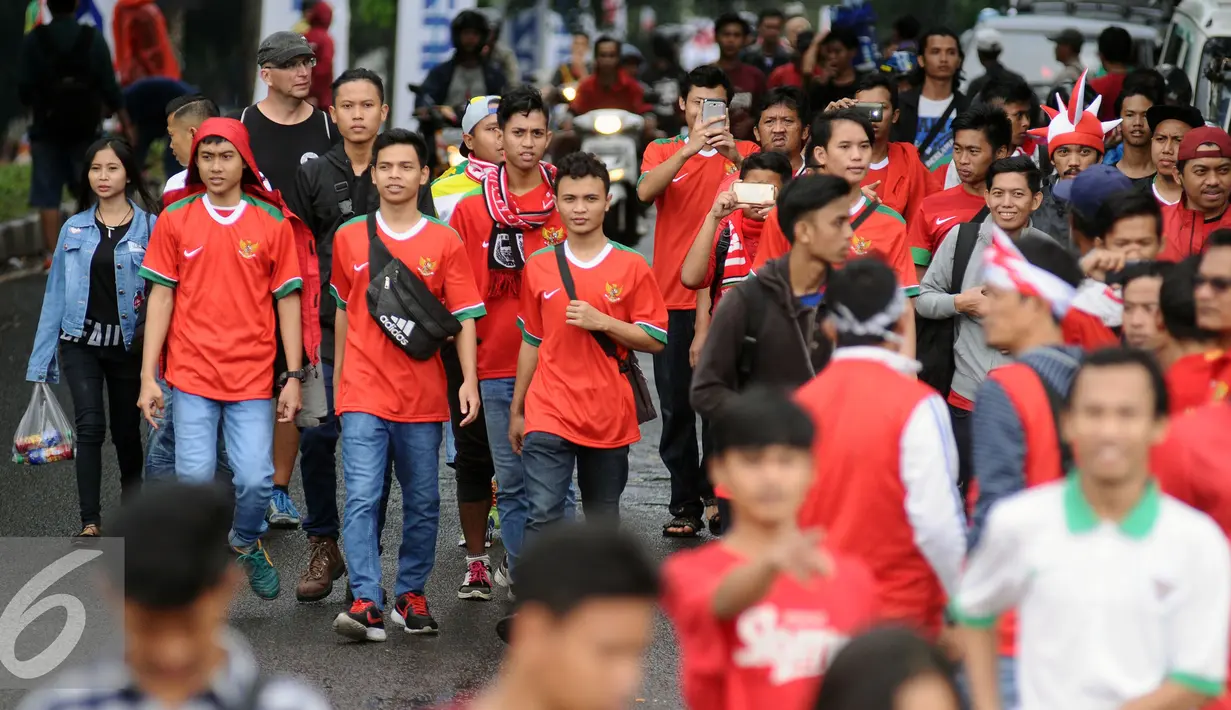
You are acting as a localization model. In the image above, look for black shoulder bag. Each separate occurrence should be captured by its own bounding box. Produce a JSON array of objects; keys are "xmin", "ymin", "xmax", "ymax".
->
[
  {"xmin": 916, "ymin": 100, "xmax": 959, "ymax": 162},
  {"xmin": 917, "ymin": 222, "xmax": 980, "ymax": 397},
  {"xmin": 365, "ymin": 213, "xmax": 462, "ymax": 360},
  {"xmin": 553, "ymin": 247, "xmax": 657, "ymax": 424}
]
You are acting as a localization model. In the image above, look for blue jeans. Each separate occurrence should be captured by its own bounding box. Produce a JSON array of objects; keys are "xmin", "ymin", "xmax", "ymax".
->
[
  {"xmin": 957, "ymin": 655, "xmax": 1019, "ymax": 710},
  {"xmin": 172, "ymin": 390, "xmax": 273, "ymax": 548},
  {"xmin": 146, "ymin": 379, "xmax": 231, "ymax": 481},
  {"xmin": 480, "ymin": 378, "xmax": 529, "ymax": 577},
  {"xmin": 521, "ymin": 431, "xmax": 627, "ymax": 548},
  {"xmin": 341, "ymin": 413, "xmax": 442, "ymax": 602},
  {"xmin": 445, "ymin": 425, "xmax": 456, "ymax": 465}
]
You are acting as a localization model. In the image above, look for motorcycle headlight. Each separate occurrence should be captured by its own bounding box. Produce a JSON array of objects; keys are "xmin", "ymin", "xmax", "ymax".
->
[
  {"xmin": 562, "ymin": 86, "xmax": 577, "ymax": 102},
  {"xmin": 594, "ymin": 114, "xmax": 624, "ymax": 135},
  {"xmin": 609, "ymin": 168, "xmax": 625, "ymax": 182}
]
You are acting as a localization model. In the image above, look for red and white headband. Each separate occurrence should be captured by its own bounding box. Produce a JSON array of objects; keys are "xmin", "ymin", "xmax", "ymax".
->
[{"xmin": 980, "ymin": 227, "xmax": 1077, "ymax": 318}]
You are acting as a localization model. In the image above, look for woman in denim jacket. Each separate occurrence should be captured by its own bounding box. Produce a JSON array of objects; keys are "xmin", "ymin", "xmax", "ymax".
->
[{"xmin": 27, "ymin": 138, "xmax": 160, "ymax": 537}]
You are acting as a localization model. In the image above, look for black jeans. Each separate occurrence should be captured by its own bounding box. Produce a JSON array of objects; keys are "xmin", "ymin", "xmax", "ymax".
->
[
  {"xmin": 949, "ymin": 403, "xmax": 973, "ymax": 504},
  {"xmin": 441, "ymin": 341, "xmax": 495, "ymax": 502},
  {"xmin": 59, "ymin": 341, "xmax": 143, "ymax": 527},
  {"xmin": 653, "ymin": 309, "xmax": 712, "ymax": 521}
]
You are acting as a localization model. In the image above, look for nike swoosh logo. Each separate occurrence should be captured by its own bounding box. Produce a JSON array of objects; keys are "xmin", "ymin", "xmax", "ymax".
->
[
  {"xmin": 184, "ymin": 247, "xmax": 203, "ymax": 258},
  {"xmin": 672, "ymin": 173, "xmax": 689, "ymax": 183},
  {"xmin": 353, "ymin": 262, "xmax": 368, "ymax": 272},
  {"xmin": 544, "ymin": 288, "xmax": 561, "ymax": 299},
  {"xmin": 936, "ymin": 216, "xmax": 958, "ymax": 227}
]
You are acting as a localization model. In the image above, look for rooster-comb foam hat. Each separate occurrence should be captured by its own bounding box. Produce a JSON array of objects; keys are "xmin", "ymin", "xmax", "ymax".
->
[{"xmin": 1029, "ymin": 70, "xmax": 1121, "ymax": 157}]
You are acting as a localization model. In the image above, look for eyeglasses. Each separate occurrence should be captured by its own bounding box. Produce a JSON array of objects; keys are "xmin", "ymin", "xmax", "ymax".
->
[
  {"xmin": 1194, "ymin": 273, "xmax": 1231, "ymax": 293},
  {"xmin": 265, "ymin": 57, "xmax": 317, "ymax": 71}
]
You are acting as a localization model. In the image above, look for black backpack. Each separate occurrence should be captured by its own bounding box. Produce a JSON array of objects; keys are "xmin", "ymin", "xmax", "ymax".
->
[
  {"xmin": 33, "ymin": 25, "xmax": 104, "ymax": 140},
  {"xmin": 917, "ymin": 218, "xmax": 984, "ymax": 397}
]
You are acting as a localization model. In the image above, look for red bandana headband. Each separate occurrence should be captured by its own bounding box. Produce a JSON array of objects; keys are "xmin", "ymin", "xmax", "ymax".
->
[{"xmin": 981, "ymin": 226, "xmax": 1077, "ymax": 318}]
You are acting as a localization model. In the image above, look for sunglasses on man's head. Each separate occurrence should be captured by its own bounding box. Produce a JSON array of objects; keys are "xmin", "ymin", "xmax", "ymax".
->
[{"xmin": 1195, "ymin": 273, "xmax": 1231, "ymax": 293}]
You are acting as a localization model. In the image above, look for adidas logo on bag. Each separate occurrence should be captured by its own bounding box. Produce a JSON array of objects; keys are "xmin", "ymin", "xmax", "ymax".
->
[{"xmin": 380, "ymin": 314, "xmax": 415, "ymax": 345}]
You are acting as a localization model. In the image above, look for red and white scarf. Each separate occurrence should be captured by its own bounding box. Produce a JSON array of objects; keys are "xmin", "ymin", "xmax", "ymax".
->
[
  {"xmin": 464, "ymin": 156, "xmax": 500, "ymax": 184},
  {"xmin": 482, "ymin": 162, "xmax": 558, "ymax": 229},
  {"xmin": 981, "ymin": 226, "xmax": 1077, "ymax": 318}
]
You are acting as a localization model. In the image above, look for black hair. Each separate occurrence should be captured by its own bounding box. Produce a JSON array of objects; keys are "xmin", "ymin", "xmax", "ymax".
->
[
  {"xmin": 165, "ymin": 94, "xmax": 220, "ymax": 122},
  {"xmin": 951, "ymin": 104, "xmax": 1014, "ymax": 156},
  {"xmin": 1069, "ymin": 346, "xmax": 1169, "ymax": 417},
  {"xmin": 978, "ymin": 77, "xmax": 1034, "ymax": 108},
  {"xmin": 594, "ymin": 35, "xmax": 621, "ymax": 58},
  {"xmin": 497, "ymin": 84, "xmax": 549, "ymax": 128},
  {"xmin": 682, "ymin": 64, "xmax": 733, "ymax": 104},
  {"xmin": 856, "ymin": 72, "xmax": 898, "ymax": 109},
  {"xmin": 1071, "ymin": 206, "xmax": 1101, "ymax": 241},
  {"xmin": 332, "ymin": 67, "xmax": 386, "ymax": 104},
  {"xmin": 514, "ymin": 524, "xmax": 658, "ymax": 618},
  {"xmin": 1098, "ymin": 25, "xmax": 1134, "ymax": 65},
  {"xmin": 915, "ymin": 27, "xmax": 963, "ymax": 90},
  {"xmin": 1095, "ymin": 189, "xmax": 1162, "ymax": 241},
  {"xmin": 77, "ymin": 137, "xmax": 160, "ymax": 215},
  {"xmin": 711, "ymin": 386, "xmax": 814, "ymax": 455},
  {"xmin": 814, "ymin": 626, "xmax": 959, "ymax": 710},
  {"xmin": 1120, "ymin": 260, "xmax": 1174, "ymax": 290},
  {"xmin": 809, "ymin": 108, "xmax": 875, "ymax": 156},
  {"xmin": 451, "ymin": 9, "xmax": 489, "ymax": 47},
  {"xmin": 1210, "ymin": 228, "xmax": 1231, "ymax": 249},
  {"xmin": 740, "ymin": 151, "xmax": 794, "ymax": 183},
  {"xmin": 109, "ymin": 482, "xmax": 234, "ymax": 609},
  {"xmin": 715, "ymin": 12, "xmax": 750, "ymax": 36},
  {"xmin": 822, "ymin": 27, "xmax": 860, "ymax": 51},
  {"xmin": 986, "ymin": 155, "xmax": 1043, "ymax": 193},
  {"xmin": 1161, "ymin": 256, "xmax": 1221, "ymax": 342},
  {"xmin": 372, "ymin": 128, "xmax": 429, "ymax": 166},
  {"xmin": 48, "ymin": 0, "xmax": 77, "ymax": 14},
  {"xmin": 827, "ymin": 259, "xmax": 903, "ymax": 347},
  {"xmin": 776, "ymin": 174, "xmax": 850, "ymax": 245},
  {"xmin": 755, "ymin": 86, "xmax": 808, "ymax": 125},
  {"xmin": 1115, "ymin": 69, "xmax": 1166, "ymax": 116},
  {"xmin": 757, "ymin": 9, "xmax": 786, "ymax": 26},
  {"xmin": 1016, "ymin": 235, "xmax": 1085, "ymax": 318},
  {"xmin": 893, "ymin": 15, "xmax": 921, "ymax": 41},
  {"xmin": 554, "ymin": 151, "xmax": 611, "ymax": 194},
  {"xmin": 649, "ymin": 32, "xmax": 679, "ymax": 64}
]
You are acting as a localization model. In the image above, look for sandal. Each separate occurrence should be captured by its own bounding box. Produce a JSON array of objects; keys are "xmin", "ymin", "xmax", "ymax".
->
[
  {"xmin": 75, "ymin": 524, "xmax": 101, "ymax": 537},
  {"xmin": 704, "ymin": 498, "xmax": 723, "ymax": 536},
  {"xmin": 662, "ymin": 516, "xmax": 703, "ymax": 538}
]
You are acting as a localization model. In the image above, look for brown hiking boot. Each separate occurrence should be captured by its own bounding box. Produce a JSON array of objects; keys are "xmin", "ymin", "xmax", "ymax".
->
[{"xmin": 296, "ymin": 536, "xmax": 345, "ymax": 602}]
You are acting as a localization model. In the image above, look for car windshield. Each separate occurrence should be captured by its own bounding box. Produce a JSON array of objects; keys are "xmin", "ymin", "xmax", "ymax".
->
[
  {"xmin": 1195, "ymin": 37, "xmax": 1231, "ymax": 129},
  {"xmin": 962, "ymin": 29, "xmax": 1143, "ymax": 96}
]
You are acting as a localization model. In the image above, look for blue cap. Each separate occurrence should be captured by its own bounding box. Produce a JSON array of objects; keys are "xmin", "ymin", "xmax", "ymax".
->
[{"xmin": 1052, "ymin": 164, "xmax": 1133, "ymax": 217}]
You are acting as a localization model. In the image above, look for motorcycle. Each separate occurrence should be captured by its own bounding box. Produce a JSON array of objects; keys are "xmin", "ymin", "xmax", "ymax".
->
[
  {"xmin": 408, "ymin": 83, "xmax": 467, "ymax": 179},
  {"xmin": 572, "ymin": 109, "xmax": 645, "ymax": 247}
]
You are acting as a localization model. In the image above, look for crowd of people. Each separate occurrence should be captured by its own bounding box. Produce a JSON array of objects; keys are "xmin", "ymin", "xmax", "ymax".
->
[{"xmin": 13, "ymin": 0, "xmax": 1231, "ymax": 709}]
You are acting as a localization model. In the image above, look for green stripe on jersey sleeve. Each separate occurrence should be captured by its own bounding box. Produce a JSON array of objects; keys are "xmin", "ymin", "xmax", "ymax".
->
[
  {"xmin": 138, "ymin": 266, "xmax": 177, "ymax": 288},
  {"xmin": 518, "ymin": 316, "xmax": 542, "ymax": 347},
  {"xmin": 912, "ymin": 246, "xmax": 932, "ymax": 267},
  {"xmin": 637, "ymin": 322, "xmax": 668, "ymax": 344},
  {"xmin": 903, "ymin": 285, "xmax": 920, "ymax": 298},
  {"xmin": 330, "ymin": 283, "xmax": 347, "ymax": 311},
  {"xmin": 1169, "ymin": 672, "xmax": 1225, "ymax": 697},
  {"xmin": 274, "ymin": 277, "xmax": 303, "ymax": 299},
  {"xmin": 947, "ymin": 600, "xmax": 997, "ymax": 629},
  {"xmin": 452, "ymin": 303, "xmax": 487, "ymax": 322}
]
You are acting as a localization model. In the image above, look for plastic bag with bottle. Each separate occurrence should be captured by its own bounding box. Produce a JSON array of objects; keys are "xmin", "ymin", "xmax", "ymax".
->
[{"xmin": 12, "ymin": 383, "xmax": 75, "ymax": 465}]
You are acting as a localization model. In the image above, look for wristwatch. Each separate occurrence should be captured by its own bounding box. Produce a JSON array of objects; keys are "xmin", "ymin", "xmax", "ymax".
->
[{"xmin": 278, "ymin": 369, "xmax": 308, "ymax": 387}]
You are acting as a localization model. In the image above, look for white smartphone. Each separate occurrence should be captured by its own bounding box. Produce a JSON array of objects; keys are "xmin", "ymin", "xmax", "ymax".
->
[
  {"xmin": 701, "ymin": 98, "xmax": 727, "ymax": 128},
  {"xmin": 732, "ymin": 180, "xmax": 777, "ymax": 205}
]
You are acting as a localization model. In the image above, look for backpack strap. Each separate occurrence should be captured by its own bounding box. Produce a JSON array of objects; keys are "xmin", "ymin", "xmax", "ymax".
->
[
  {"xmin": 850, "ymin": 199, "xmax": 877, "ymax": 231},
  {"xmin": 916, "ymin": 99, "xmax": 958, "ymax": 157},
  {"xmin": 950, "ymin": 222, "xmax": 980, "ymax": 296},
  {"xmin": 367, "ymin": 212, "xmax": 393, "ymax": 280},
  {"xmin": 736, "ymin": 276, "xmax": 768, "ymax": 388},
  {"xmin": 709, "ymin": 222, "xmax": 733, "ymax": 311}
]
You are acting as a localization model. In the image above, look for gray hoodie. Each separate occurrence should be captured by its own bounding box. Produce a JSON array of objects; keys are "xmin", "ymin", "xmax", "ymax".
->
[{"xmin": 915, "ymin": 216, "xmax": 1054, "ymax": 402}]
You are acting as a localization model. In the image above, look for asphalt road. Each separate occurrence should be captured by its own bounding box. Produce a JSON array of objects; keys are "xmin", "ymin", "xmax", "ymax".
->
[{"xmin": 0, "ymin": 223, "xmax": 702, "ymax": 709}]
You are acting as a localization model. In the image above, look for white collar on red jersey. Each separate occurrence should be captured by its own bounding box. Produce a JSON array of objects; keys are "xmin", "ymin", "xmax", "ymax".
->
[
  {"xmin": 830, "ymin": 346, "xmax": 922, "ymax": 374},
  {"xmin": 980, "ymin": 225, "xmax": 1077, "ymax": 318}
]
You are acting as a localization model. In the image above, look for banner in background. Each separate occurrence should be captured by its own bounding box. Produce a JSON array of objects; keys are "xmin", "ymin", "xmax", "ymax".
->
[
  {"xmin": 508, "ymin": 4, "xmax": 572, "ymax": 86},
  {"xmin": 253, "ymin": 0, "xmax": 351, "ymax": 104},
  {"xmin": 393, "ymin": 0, "xmax": 477, "ymax": 129}
]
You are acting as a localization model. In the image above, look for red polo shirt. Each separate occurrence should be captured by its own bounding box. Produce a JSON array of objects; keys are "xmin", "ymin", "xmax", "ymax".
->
[{"xmin": 571, "ymin": 70, "xmax": 651, "ymax": 116}]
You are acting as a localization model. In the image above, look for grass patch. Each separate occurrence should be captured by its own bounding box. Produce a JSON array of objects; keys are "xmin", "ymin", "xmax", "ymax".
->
[{"xmin": 0, "ymin": 162, "xmax": 32, "ymax": 223}]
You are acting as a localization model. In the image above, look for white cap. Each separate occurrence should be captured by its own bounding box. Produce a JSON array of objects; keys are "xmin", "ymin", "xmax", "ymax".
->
[
  {"xmin": 975, "ymin": 27, "xmax": 1004, "ymax": 52},
  {"xmin": 462, "ymin": 95, "xmax": 501, "ymax": 135}
]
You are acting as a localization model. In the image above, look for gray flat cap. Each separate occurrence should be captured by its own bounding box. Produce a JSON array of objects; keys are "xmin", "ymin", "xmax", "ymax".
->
[{"xmin": 257, "ymin": 31, "xmax": 315, "ymax": 67}]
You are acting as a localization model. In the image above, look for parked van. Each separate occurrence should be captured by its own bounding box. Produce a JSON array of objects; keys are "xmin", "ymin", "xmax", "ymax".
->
[{"xmin": 1161, "ymin": 0, "xmax": 1231, "ymax": 126}]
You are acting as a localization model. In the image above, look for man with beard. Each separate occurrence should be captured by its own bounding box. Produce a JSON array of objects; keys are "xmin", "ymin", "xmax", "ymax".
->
[{"xmin": 1160, "ymin": 128, "xmax": 1231, "ymax": 260}]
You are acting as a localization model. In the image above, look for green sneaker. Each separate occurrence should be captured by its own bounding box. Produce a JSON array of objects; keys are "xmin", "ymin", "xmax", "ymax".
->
[{"xmin": 234, "ymin": 540, "xmax": 280, "ymax": 600}]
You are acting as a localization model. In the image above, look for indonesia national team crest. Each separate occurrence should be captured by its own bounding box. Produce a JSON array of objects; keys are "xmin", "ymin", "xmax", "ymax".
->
[
  {"xmin": 238, "ymin": 240, "xmax": 259, "ymax": 259},
  {"xmin": 850, "ymin": 234, "xmax": 870, "ymax": 255},
  {"xmin": 543, "ymin": 226, "xmax": 565, "ymax": 246},
  {"xmin": 725, "ymin": 162, "xmax": 738, "ymax": 175},
  {"xmin": 418, "ymin": 256, "xmax": 438, "ymax": 277},
  {"xmin": 604, "ymin": 282, "xmax": 623, "ymax": 303}
]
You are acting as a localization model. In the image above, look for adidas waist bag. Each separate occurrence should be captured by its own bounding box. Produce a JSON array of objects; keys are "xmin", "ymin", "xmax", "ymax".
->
[{"xmin": 365, "ymin": 212, "xmax": 461, "ymax": 360}]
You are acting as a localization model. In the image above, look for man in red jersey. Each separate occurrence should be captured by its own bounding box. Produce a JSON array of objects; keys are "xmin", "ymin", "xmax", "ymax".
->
[
  {"xmin": 1157, "ymin": 256, "xmax": 1230, "ymax": 413},
  {"xmin": 637, "ymin": 65, "xmax": 758, "ymax": 538},
  {"xmin": 795, "ymin": 258, "xmax": 965, "ymax": 640},
  {"xmin": 1160, "ymin": 127, "xmax": 1231, "ymax": 260},
  {"xmin": 1192, "ymin": 230, "xmax": 1231, "ymax": 401},
  {"xmin": 512, "ymin": 153, "xmax": 668, "ymax": 546},
  {"xmin": 329, "ymin": 130, "xmax": 485, "ymax": 641},
  {"xmin": 137, "ymin": 117, "xmax": 313, "ymax": 601},
  {"xmin": 451, "ymin": 87, "xmax": 562, "ymax": 601},
  {"xmin": 663, "ymin": 387, "xmax": 879, "ymax": 710},
  {"xmin": 908, "ymin": 105, "xmax": 1013, "ymax": 280}
]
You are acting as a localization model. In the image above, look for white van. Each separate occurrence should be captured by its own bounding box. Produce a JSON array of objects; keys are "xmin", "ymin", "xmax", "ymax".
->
[{"xmin": 1161, "ymin": 0, "xmax": 1231, "ymax": 126}]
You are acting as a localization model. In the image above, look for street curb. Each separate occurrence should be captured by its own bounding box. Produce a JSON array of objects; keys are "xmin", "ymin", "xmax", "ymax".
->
[{"xmin": 0, "ymin": 213, "xmax": 42, "ymax": 261}]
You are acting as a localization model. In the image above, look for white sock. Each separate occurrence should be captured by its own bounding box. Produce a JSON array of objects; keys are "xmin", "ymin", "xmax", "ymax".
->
[{"xmin": 466, "ymin": 554, "xmax": 491, "ymax": 567}]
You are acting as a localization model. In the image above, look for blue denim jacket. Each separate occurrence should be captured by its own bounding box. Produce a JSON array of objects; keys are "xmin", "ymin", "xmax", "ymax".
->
[{"xmin": 27, "ymin": 202, "xmax": 155, "ymax": 384}]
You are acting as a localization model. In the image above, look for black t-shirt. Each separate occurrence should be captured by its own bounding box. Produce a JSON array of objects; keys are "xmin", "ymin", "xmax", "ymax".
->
[
  {"xmin": 809, "ymin": 76, "xmax": 861, "ymax": 114},
  {"xmin": 62, "ymin": 219, "xmax": 129, "ymax": 347},
  {"xmin": 234, "ymin": 105, "xmax": 338, "ymax": 213}
]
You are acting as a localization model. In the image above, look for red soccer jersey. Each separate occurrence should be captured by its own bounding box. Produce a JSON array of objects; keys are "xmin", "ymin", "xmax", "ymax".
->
[
  {"xmin": 640, "ymin": 137, "xmax": 759, "ymax": 310},
  {"xmin": 908, "ymin": 185, "xmax": 987, "ymax": 268},
  {"xmin": 701, "ymin": 210, "xmax": 766, "ymax": 306},
  {"xmin": 751, "ymin": 199, "xmax": 919, "ymax": 296},
  {"xmin": 449, "ymin": 184, "xmax": 566, "ymax": 380},
  {"xmin": 139, "ymin": 194, "xmax": 302, "ymax": 401},
  {"xmin": 862, "ymin": 142, "xmax": 930, "ymax": 230},
  {"xmin": 1167, "ymin": 350, "xmax": 1231, "ymax": 414},
  {"xmin": 662, "ymin": 542, "xmax": 879, "ymax": 710},
  {"xmin": 518, "ymin": 242, "xmax": 668, "ymax": 447},
  {"xmin": 330, "ymin": 213, "xmax": 486, "ymax": 423}
]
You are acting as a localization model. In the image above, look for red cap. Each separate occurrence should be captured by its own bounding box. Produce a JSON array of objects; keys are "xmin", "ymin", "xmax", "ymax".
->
[{"xmin": 1178, "ymin": 127, "xmax": 1231, "ymax": 162}]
